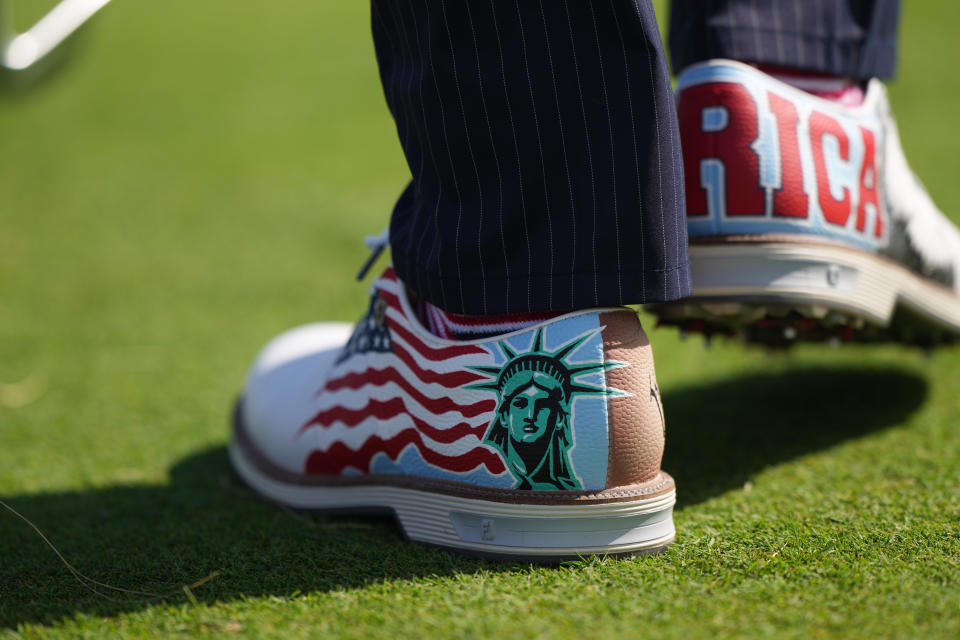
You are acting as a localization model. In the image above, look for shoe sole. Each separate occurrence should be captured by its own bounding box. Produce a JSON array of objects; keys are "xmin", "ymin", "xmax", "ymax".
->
[
  {"xmin": 230, "ymin": 400, "xmax": 676, "ymax": 562},
  {"xmin": 650, "ymin": 238, "xmax": 960, "ymax": 346}
]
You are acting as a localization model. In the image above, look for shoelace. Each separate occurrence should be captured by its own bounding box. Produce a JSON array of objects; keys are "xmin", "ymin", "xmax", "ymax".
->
[{"xmin": 356, "ymin": 227, "xmax": 389, "ymax": 281}]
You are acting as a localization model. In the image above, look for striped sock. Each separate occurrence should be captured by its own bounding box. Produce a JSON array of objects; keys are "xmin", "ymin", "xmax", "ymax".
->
[
  {"xmin": 756, "ymin": 64, "xmax": 865, "ymax": 107},
  {"xmin": 418, "ymin": 300, "xmax": 565, "ymax": 341}
]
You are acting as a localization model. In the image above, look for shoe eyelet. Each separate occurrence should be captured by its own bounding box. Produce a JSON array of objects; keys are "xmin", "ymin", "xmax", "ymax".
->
[{"xmin": 373, "ymin": 297, "xmax": 387, "ymax": 328}]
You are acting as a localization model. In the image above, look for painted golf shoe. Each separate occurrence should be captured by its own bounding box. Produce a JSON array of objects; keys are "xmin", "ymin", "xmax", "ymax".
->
[
  {"xmin": 651, "ymin": 60, "xmax": 960, "ymax": 346},
  {"xmin": 230, "ymin": 268, "xmax": 675, "ymax": 561}
]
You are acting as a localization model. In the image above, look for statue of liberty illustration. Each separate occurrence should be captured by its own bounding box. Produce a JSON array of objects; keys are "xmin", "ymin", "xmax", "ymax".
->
[{"xmin": 469, "ymin": 328, "xmax": 624, "ymax": 490}]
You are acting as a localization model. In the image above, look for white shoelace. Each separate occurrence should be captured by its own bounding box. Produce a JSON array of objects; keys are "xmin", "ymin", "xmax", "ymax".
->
[{"xmin": 356, "ymin": 227, "xmax": 390, "ymax": 281}]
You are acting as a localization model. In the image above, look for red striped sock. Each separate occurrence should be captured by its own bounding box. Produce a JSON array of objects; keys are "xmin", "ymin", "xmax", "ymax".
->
[
  {"xmin": 756, "ymin": 64, "xmax": 865, "ymax": 107},
  {"xmin": 418, "ymin": 300, "xmax": 565, "ymax": 340}
]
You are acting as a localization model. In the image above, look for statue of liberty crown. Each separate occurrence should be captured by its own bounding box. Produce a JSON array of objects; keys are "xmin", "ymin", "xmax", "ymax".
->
[{"xmin": 467, "ymin": 327, "xmax": 626, "ymax": 400}]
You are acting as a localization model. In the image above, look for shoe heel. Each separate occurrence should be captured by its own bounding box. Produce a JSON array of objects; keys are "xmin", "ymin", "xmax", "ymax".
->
[
  {"xmin": 393, "ymin": 489, "xmax": 676, "ymax": 561},
  {"xmin": 232, "ymin": 435, "xmax": 675, "ymax": 562},
  {"xmin": 685, "ymin": 240, "xmax": 899, "ymax": 325}
]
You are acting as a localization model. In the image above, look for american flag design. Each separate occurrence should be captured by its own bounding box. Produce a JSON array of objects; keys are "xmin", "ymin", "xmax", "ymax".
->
[{"xmin": 296, "ymin": 269, "xmax": 616, "ymax": 491}]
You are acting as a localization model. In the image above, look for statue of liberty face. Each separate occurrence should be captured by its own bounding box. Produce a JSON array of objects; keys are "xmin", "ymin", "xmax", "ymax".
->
[
  {"xmin": 468, "ymin": 327, "xmax": 624, "ymax": 490},
  {"xmin": 505, "ymin": 381, "xmax": 562, "ymax": 444}
]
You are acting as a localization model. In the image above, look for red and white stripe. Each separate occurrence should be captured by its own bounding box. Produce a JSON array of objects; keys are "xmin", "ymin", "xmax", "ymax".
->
[
  {"xmin": 300, "ymin": 269, "xmax": 506, "ymax": 476},
  {"xmin": 422, "ymin": 299, "xmax": 563, "ymax": 339}
]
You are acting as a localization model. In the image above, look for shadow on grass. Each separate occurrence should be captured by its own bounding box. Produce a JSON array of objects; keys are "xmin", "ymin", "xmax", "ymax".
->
[
  {"xmin": 662, "ymin": 366, "xmax": 926, "ymax": 507},
  {"xmin": 0, "ymin": 366, "xmax": 927, "ymax": 628}
]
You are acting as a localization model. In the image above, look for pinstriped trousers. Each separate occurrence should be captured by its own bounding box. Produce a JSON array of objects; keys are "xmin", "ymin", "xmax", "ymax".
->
[
  {"xmin": 375, "ymin": 0, "xmax": 900, "ymax": 315},
  {"xmin": 670, "ymin": 0, "xmax": 901, "ymax": 80}
]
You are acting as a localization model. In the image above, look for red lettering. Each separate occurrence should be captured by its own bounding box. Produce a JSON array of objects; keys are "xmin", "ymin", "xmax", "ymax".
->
[
  {"xmin": 678, "ymin": 83, "xmax": 765, "ymax": 217},
  {"xmin": 810, "ymin": 111, "xmax": 852, "ymax": 227},
  {"xmin": 857, "ymin": 126, "xmax": 883, "ymax": 238},
  {"xmin": 768, "ymin": 92, "xmax": 808, "ymax": 219}
]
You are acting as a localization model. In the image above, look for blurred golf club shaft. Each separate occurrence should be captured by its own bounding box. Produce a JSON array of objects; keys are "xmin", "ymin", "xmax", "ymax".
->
[{"xmin": 1, "ymin": 0, "xmax": 110, "ymax": 71}]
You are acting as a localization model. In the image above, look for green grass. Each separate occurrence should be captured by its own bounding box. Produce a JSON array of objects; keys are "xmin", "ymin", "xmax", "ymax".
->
[{"xmin": 2, "ymin": 1, "xmax": 959, "ymax": 637}]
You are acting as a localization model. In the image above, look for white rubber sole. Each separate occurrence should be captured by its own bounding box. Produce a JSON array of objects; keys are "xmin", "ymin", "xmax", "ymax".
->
[
  {"xmin": 684, "ymin": 241, "xmax": 960, "ymax": 333},
  {"xmin": 229, "ymin": 441, "xmax": 676, "ymax": 561}
]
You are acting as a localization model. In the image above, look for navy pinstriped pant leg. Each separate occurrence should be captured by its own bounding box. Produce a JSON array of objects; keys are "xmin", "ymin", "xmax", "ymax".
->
[
  {"xmin": 669, "ymin": 0, "xmax": 902, "ymax": 80},
  {"xmin": 373, "ymin": 0, "xmax": 690, "ymax": 315}
]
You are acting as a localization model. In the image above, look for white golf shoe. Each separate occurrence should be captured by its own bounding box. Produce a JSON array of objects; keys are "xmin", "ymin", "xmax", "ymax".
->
[
  {"xmin": 231, "ymin": 268, "xmax": 676, "ymax": 561},
  {"xmin": 653, "ymin": 60, "xmax": 960, "ymax": 347}
]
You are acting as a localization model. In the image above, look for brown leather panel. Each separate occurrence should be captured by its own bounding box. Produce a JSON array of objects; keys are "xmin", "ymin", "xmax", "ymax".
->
[
  {"xmin": 233, "ymin": 399, "xmax": 674, "ymax": 505},
  {"xmin": 600, "ymin": 310, "xmax": 665, "ymax": 488}
]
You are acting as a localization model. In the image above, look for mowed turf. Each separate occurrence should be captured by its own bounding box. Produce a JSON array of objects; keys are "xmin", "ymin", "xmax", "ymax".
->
[{"xmin": 1, "ymin": 1, "xmax": 959, "ymax": 637}]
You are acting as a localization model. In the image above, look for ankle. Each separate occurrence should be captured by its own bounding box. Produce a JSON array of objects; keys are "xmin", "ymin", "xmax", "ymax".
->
[
  {"xmin": 754, "ymin": 64, "xmax": 865, "ymax": 106},
  {"xmin": 417, "ymin": 300, "xmax": 566, "ymax": 340}
]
